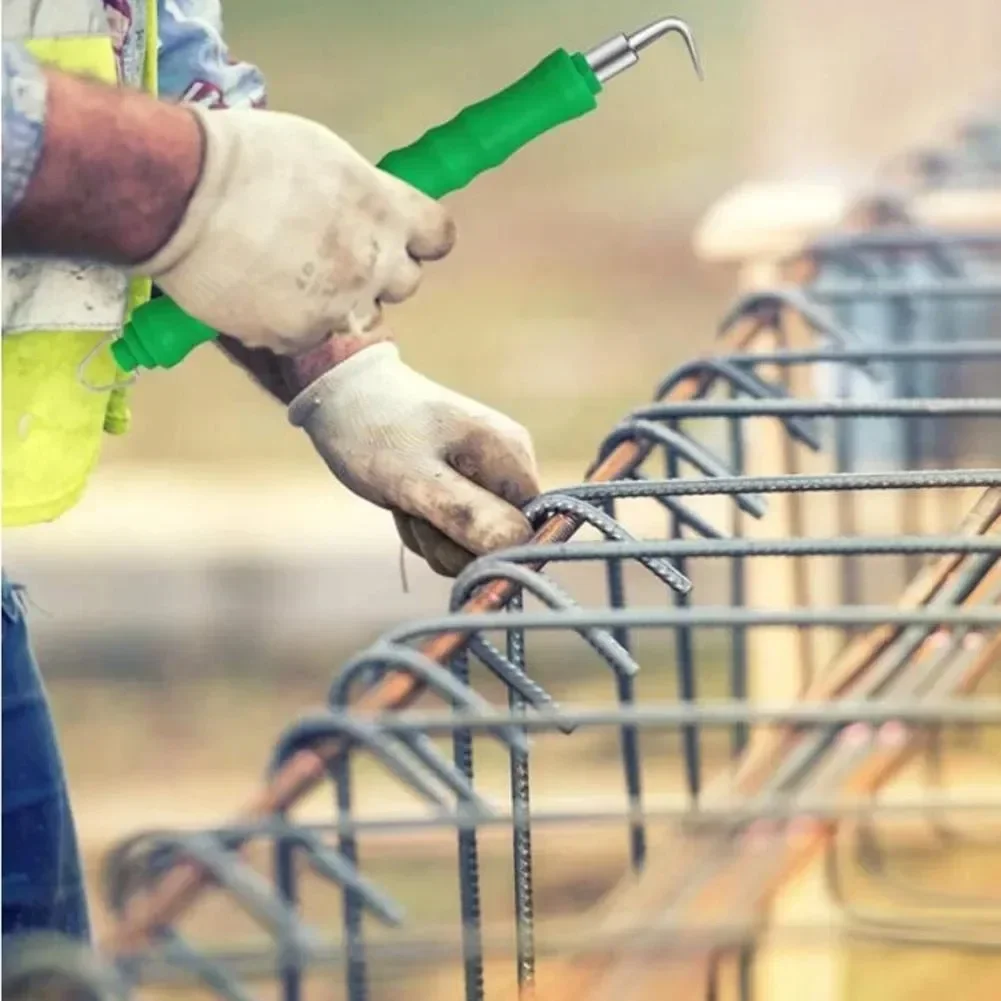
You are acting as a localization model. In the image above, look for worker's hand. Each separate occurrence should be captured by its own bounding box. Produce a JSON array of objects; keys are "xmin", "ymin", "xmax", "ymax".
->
[
  {"xmin": 132, "ymin": 107, "xmax": 455, "ymax": 355},
  {"xmin": 289, "ymin": 343, "xmax": 540, "ymax": 576}
]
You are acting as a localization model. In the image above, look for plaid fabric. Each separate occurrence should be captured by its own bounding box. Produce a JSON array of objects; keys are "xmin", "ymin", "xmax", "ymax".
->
[
  {"xmin": 1, "ymin": 43, "xmax": 47, "ymax": 223},
  {"xmin": 158, "ymin": 0, "xmax": 267, "ymax": 108},
  {"xmin": 1, "ymin": 0, "xmax": 265, "ymax": 224}
]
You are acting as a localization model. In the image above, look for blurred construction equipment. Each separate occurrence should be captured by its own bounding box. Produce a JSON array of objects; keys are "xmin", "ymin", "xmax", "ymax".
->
[{"xmin": 8, "ymin": 100, "xmax": 1001, "ymax": 1001}]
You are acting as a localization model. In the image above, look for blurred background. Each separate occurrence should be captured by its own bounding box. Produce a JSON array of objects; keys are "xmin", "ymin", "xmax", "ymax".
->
[{"xmin": 4, "ymin": 0, "xmax": 1001, "ymax": 996}]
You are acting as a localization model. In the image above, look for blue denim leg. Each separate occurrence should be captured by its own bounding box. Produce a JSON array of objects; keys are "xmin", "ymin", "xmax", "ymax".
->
[{"xmin": 2, "ymin": 574, "xmax": 90, "ymax": 941}]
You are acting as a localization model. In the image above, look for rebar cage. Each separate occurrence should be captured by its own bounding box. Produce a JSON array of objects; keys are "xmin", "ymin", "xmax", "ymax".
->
[{"xmin": 7, "ymin": 110, "xmax": 1001, "ymax": 1001}]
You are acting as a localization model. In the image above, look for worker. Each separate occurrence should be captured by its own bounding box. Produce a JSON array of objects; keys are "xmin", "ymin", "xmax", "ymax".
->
[{"xmin": 1, "ymin": 0, "xmax": 540, "ymax": 944}]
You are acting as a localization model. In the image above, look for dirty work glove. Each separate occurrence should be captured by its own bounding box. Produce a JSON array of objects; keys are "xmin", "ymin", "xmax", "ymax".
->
[
  {"xmin": 288, "ymin": 343, "xmax": 540, "ymax": 576},
  {"xmin": 132, "ymin": 107, "xmax": 455, "ymax": 354}
]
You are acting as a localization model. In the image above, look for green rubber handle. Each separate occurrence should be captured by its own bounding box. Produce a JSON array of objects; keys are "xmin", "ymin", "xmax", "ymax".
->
[
  {"xmin": 113, "ymin": 295, "xmax": 218, "ymax": 371},
  {"xmin": 113, "ymin": 48, "xmax": 602, "ymax": 374},
  {"xmin": 378, "ymin": 49, "xmax": 600, "ymax": 199}
]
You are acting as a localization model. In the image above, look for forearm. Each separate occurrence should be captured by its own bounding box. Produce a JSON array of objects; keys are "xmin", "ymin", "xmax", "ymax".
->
[
  {"xmin": 217, "ymin": 327, "xmax": 395, "ymax": 404},
  {"xmin": 3, "ymin": 63, "xmax": 203, "ymax": 264}
]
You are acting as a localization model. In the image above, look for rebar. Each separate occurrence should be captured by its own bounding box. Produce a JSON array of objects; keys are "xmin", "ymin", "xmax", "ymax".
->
[{"xmin": 12, "ymin": 102, "xmax": 1001, "ymax": 1001}]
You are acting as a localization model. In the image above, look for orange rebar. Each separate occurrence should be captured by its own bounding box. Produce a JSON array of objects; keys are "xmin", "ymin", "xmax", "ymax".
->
[
  {"xmin": 569, "ymin": 495, "xmax": 1001, "ymax": 1001},
  {"xmin": 107, "ymin": 315, "xmax": 770, "ymax": 956}
]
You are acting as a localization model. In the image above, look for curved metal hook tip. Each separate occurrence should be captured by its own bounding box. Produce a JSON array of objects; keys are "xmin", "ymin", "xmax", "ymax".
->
[{"xmin": 629, "ymin": 17, "xmax": 704, "ymax": 81}]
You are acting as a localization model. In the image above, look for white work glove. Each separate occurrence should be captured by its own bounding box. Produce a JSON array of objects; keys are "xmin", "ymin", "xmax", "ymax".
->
[
  {"xmin": 288, "ymin": 343, "xmax": 540, "ymax": 576},
  {"xmin": 133, "ymin": 107, "xmax": 455, "ymax": 354}
]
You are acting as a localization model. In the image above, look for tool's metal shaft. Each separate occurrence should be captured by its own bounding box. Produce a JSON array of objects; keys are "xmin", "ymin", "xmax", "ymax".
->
[{"xmin": 584, "ymin": 17, "xmax": 704, "ymax": 84}]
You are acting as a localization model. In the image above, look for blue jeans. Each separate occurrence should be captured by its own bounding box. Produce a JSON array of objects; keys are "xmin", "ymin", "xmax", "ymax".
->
[{"xmin": 2, "ymin": 575, "xmax": 90, "ymax": 941}]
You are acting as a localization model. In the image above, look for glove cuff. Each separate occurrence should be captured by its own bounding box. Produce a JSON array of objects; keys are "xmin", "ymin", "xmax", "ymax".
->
[
  {"xmin": 128, "ymin": 105, "xmax": 238, "ymax": 278},
  {"xmin": 287, "ymin": 341, "xmax": 402, "ymax": 430}
]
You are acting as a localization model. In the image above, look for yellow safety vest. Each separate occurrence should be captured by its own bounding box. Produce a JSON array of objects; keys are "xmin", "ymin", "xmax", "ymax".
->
[{"xmin": 2, "ymin": 0, "xmax": 158, "ymax": 526}]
